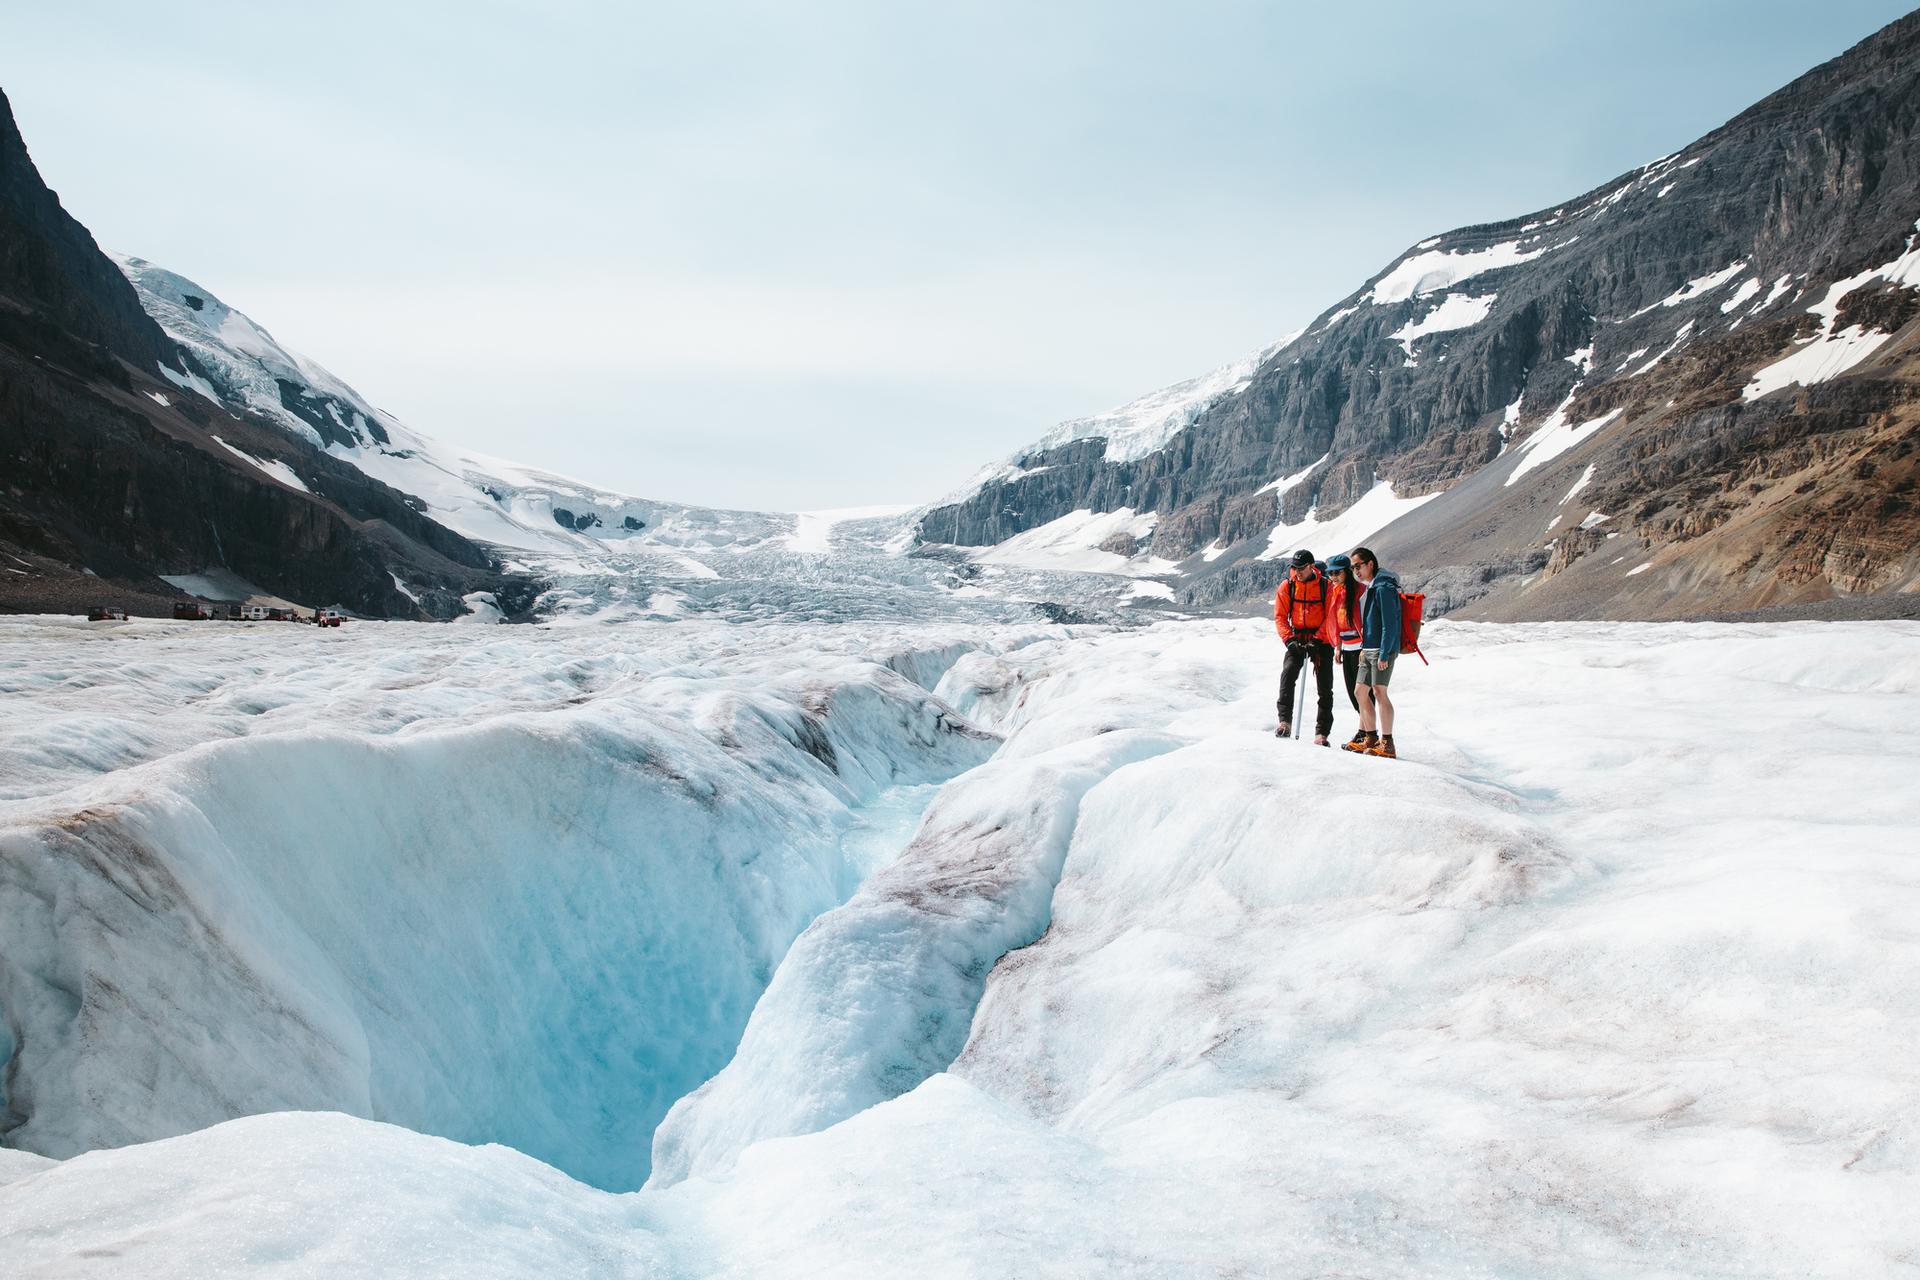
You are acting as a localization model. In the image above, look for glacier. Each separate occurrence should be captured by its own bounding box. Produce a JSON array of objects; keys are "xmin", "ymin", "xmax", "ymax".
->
[
  {"xmin": 0, "ymin": 616, "xmax": 1029, "ymax": 1190},
  {"xmin": 4, "ymin": 613, "xmax": 1919, "ymax": 1276}
]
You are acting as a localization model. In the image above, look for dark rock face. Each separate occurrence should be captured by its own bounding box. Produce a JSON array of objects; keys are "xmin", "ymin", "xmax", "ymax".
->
[
  {"xmin": 0, "ymin": 95, "xmax": 174, "ymax": 376},
  {"xmin": 920, "ymin": 13, "xmax": 1920, "ymax": 618},
  {"xmin": 0, "ymin": 88, "xmax": 537, "ymax": 620},
  {"xmin": 0, "ymin": 337, "xmax": 538, "ymax": 619},
  {"xmin": 276, "ymin": 378, "xmax": 390, "ymax": 449}
]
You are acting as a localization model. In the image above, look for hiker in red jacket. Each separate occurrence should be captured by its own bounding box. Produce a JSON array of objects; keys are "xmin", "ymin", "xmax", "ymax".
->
[
  {"xmin": 1273, "ymin": 549, "xmax": 1337, "ymax": 745},
  {"xmin": 1324, "ymin": 553, "xmax": 1365, "ymax": 735}
]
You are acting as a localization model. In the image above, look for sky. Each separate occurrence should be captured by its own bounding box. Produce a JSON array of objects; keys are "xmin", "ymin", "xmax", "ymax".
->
[{"xmin": 4, "ymin": 1, "xmax": 1914, "ymax": 511}]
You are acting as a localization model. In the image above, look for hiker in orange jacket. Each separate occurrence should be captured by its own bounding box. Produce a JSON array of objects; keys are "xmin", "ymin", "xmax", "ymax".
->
[
  {"xmin": 1273, "ymin": 549, "xmax": 1337, "ymax": 745},
  {"xmin": 1324, "ymin": 553, "xmax": 1365, "ymax": 735}
]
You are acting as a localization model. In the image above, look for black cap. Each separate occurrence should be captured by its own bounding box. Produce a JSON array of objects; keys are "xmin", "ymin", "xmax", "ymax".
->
[{"xmin": 1289, "ymin": 549, "xmax": 1315, "ymax": 569}]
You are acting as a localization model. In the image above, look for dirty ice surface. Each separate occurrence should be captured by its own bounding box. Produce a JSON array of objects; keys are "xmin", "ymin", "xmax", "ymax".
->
[{"xmin": 3, "ymin": 616, "xmax": 1918, "ymax": 1278}]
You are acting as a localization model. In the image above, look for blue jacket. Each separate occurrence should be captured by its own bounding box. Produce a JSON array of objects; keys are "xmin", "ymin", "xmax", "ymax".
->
[{"xmin": 1361, "ymin": 569, "xmax": 1402, "ymax": 663}]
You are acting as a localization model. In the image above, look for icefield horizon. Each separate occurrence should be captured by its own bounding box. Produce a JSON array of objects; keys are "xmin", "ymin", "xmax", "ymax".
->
[{"xmin": 3, "ymin": 607, "xmax": 1917, "ymax": 1278}]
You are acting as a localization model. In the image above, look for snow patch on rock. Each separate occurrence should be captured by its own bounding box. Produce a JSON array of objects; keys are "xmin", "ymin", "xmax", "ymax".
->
[
  {"xmin": 1260, "ymin": 479, "xmax": 1440, "ymax": 561},
  {"xmin": 1389, "ymin": 293, "xmax": 1498, "ymax": 359},
  {"xmin": 1366, "ymin": 240, "xmax": 1556, "ymax": 305}
]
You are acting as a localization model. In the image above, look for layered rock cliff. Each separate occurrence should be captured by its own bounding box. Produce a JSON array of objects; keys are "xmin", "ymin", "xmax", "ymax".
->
[
  {"xmin": 919, "ymin": 12, "xmax": 1920, "ymax": 619},
  {"xmin": 0, "ymin": 88, "xmax": 535, "ymax": 619}
]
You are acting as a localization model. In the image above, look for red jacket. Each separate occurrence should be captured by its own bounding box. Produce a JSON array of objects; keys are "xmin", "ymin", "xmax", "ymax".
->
[
  {"xmin": 1326, "ymin": 580, "xmax": 1364, "ymax": 651},
  {"xmin": 1273, "ymin": 571, "xmax": 1336, "ymax": 645}
]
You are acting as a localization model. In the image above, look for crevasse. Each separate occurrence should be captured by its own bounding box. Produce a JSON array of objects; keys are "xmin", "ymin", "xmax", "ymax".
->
[{"xmin": 0, "ymin": 622, "xmax": 1009, "ymax": 1190}]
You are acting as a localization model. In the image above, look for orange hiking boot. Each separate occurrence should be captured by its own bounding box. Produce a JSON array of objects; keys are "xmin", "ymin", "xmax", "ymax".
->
[
  {"xmin": 1364, "ymin": 735, "xmax": 1397, "ymax": 759},
  {"xmin": 1341, "ymin": 732, "xmax": 1375, "ymax": 753}
]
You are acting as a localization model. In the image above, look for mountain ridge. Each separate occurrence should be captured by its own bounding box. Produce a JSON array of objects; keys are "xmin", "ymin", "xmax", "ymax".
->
[
  {"xmin": 0, "ymin": 87, "xmax": 541, "ymax": 620},
  {"xmin": 915, "ymin": 10, "xmax": 1920, "ymax": 619}
]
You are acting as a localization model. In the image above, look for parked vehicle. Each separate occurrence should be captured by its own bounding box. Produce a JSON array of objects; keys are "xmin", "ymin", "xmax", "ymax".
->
[
  {"xmin": 171, "ymin": 601, "xmax": 216, "ymax": 620},
  {"xmin": 239, "ymin": 604, "xmax": 271, "ymax": 621},
  {"xmin": 317, "ymin": 609, "xmax": 345, "ymax": 627},
  {"xmin": 86, "ymin": 606, "xmax": 128, "ymax": 621}
]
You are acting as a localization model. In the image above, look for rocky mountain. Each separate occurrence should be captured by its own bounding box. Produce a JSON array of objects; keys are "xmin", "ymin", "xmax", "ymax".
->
[
  {"xmin": 108, "ymin": 254, "xmax": 838, "ymax": 577},
  {"xmin": 0, "ymin": 87, "xmax": 536, "ymax": 620},
  {"xmin": 917, "ymin": 12, "xmax": 1920, "ymax": 620}
]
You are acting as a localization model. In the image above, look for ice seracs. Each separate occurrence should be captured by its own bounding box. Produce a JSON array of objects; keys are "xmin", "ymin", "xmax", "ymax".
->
[
  {"xmin": 1022, "ymin": 333, "xmax": 1303, "ymax": 466},
  {"xmin": 941, "ymin": 332, "xmax": 1304, "ymax": 512}
]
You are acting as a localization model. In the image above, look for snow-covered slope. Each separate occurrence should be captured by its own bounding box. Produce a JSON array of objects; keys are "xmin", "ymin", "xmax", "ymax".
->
[
  {"xmin": 5, "ymin": 615, "xmax": 1918, "ymax": 1275},
  {"xmin": 114, "ymin": 256, "xmax": 801, "ymax": 562},
  {"xmin": 941, "ymin": 332, "xmax": 1302, "ymax": 509},
  {"xmin": 110, "ymin": 258, "xmax": 1209, "ymax": 623}
]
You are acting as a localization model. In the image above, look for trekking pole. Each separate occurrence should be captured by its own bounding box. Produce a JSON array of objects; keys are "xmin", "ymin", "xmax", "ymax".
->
[{"xmin": 1295, "ymin": 658, "xmax": 1312, "ymax": 747}]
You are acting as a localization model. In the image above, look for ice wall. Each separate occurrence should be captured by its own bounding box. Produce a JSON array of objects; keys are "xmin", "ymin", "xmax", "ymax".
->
[
  {"xmin": 648, "ymin": 624, "xmax": 1268, "ymax": 1184},
  {"xmin": 647, "ymin": 727, "xmax": 1183, "ymax": 1185},
  {"xmin": 0, "ymin": 621, "xmax": 1006, "ymax": 1190}
]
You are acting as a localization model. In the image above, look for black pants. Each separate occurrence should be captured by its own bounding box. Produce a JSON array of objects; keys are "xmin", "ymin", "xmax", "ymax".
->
[
  {"xmin": 1340, "ymin": 648, "xmax": 1360, "ymax": 712},
  {"xmin": 1278, "ymin": 640, "xmax": 1335, "ymax": 737}
]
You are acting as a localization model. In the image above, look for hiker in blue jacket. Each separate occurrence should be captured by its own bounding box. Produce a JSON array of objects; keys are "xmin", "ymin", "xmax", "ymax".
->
[{"xmin": 1343, "ymin": 546, "xmax": 1401, "ymax": 759}]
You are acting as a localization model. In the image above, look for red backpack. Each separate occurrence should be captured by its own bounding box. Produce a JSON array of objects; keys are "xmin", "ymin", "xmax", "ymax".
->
[{"xmin": 1399, "ymin": 591, "xmax": 1428, "ymax": 665}]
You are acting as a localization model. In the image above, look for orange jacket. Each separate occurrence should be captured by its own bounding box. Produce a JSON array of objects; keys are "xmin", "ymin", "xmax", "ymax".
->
[
  {"xmin": 1273, "ymin": 571, "xmax": 1336, "ymax": 645},
  {"xmin": 1326, "ymin": 580, "xmax": 1364, "ymax": 650}
]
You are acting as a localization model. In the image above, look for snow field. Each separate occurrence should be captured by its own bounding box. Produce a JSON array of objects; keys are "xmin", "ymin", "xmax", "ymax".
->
[
  {"xmin": 679, "ymin": 618, "xmax": 1920, "ymax": 1276},
  {"xmin": 970, "ymin": 507, "xmax": 1177, "ymax": 577},
  {"xmin": 5, "ymin": 617, "xmax": 1920, "ymax": 1276}
]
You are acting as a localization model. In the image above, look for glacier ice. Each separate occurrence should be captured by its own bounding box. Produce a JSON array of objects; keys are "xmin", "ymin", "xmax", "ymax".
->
[
  {"xmin": 0, "ymin": 617, "xmax": 1021, "ymax": 1189},
  {"xmin": 4, "ymin": 615, "xmax": 1920, "ymax": 1276},
  {"xmin": 648, "ymin": 726, "xmax": 1185, "ymax": 1186}
]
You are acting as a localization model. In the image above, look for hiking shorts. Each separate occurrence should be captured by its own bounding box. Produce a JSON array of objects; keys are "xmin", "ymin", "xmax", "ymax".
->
[{"xmin": 1357, "ymin": 648, "xmax": 1394, "ymax": 687}]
